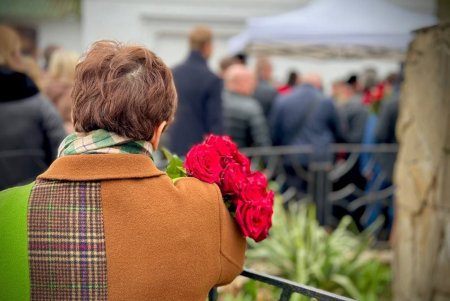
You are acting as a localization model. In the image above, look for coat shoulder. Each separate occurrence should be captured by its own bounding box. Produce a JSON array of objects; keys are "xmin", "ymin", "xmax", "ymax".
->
[{"xmin": 173, "ymin": 177, "xmax": 220, "ymax": 205}]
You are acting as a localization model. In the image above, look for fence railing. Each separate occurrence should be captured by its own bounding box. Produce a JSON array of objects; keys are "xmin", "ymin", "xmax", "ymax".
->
[
  {"xmin": 241, "ymin": 143, "xmax": 398, "ymax": 233},
  {"xmin": 154, "ymin": 143, "xmax": 397, "ymax": 236},
  {"xmin": 208, "ymin": 268, "xmax": 357, "ymax": 301}
]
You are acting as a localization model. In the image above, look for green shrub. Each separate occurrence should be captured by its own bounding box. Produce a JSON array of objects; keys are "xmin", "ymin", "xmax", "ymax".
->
[{"xmin": 221, "ymin": 201, "xmax": 391, "ymax": 301}]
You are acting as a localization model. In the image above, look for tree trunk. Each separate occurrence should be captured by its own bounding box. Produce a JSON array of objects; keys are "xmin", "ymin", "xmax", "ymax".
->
[{"xmin": 394, "ymin": 23, "xmax": 450, "ymax": 301}]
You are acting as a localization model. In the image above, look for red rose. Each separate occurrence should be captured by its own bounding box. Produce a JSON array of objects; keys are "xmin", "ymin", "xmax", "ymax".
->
[
  {"xmin": 221, "ymin": 162, "xmax": 248, "ymax": 195},
  {"xmin": 232, "ymin": 151, "xmax": 251, "ymax": 172},
  {"xmin": 184, "ymin": 144, "xmax": 222, "ymax": 184},
  {"xmin": 183, "ymin": 135, "xmax": 274, "ymax": 242},
  {"xmin": 248, "ymin": 171, "xmax": 268, "ymax": 192},
  {"xmin": 204, "ymin": 135, "xmax": 238, "ymax": 158},
  {"xmin": 240, "ymin": 172, "xmax": 268, "ymax": 203},
  {"xmin": 235, "ymin": 191, "xmax": 274, "ymax": 242}
]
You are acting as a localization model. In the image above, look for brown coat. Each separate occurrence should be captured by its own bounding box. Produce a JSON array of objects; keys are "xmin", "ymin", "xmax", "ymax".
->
[{"xmin": 38, "ymin": 154, "xmax": 246, "ymax": 300}]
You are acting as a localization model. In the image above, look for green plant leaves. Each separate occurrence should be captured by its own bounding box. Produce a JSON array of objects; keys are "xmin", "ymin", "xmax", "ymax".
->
[
  {"xmin": 225, "ymin": 199, "xmax": 391, "ymax": 301},
  {"xmin": 161, "ymin": 148, "xmax": 186, "ymax": 179},
  {"xmin": 331, "ymin": 274, "xmax": 362, "ymax": 300}
]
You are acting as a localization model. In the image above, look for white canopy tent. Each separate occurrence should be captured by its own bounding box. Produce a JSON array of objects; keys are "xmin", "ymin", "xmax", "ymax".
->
[{"xmin": 229, "ymin": 0, "xmax": 437, "ymax": 59}]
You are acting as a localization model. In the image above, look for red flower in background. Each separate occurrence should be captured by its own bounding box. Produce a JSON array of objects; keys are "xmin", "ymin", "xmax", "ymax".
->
[
  {"xmin": 373, "ymin": 84, "xmax": 385, "ymax": 102},
  {"xmin": 363, "ymin": 83, "xmax": 385, "ymax": 105},
  {"xmin": 183, "ymin": 135, "xmax": 274, "ymax": 242}
]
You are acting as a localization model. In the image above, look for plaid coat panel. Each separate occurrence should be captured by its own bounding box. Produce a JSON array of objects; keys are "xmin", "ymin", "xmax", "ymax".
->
[{"xmin": 28, "ymin": 180, "xmax": 108, "ymax": 300}]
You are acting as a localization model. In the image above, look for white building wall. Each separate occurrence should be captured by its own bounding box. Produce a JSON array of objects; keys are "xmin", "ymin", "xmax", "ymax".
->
[
  {"xmin": 36, "ymin": 0, "xmax": 435, "ymax": 92},
  {"xmin": 81, "ymin": 0, "xmax": 307, "ymax": 70},
  {"xmin": 38, "ymin": 18, "xmax": 82, "ymax": 53}
]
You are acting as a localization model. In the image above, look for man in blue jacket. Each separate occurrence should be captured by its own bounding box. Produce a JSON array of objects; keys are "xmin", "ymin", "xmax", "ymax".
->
[
  {"xmin": 168, "ymin": 26, "xmax": 223, "ymax": 156},
  {"xmin": 269, "ymin": 74, "xmax": 345, "ymax": 197},
  {"xmin": 270, "ymin": 74, "xmax": 345, "ymax": 164}
]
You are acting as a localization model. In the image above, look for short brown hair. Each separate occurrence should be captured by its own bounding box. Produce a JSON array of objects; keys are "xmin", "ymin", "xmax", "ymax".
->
[
  {"xmin": 72, "ymin": 40, "xmax": 177, "ymax": 141},
  {"xmin": 189, "ymin": 26, "xmax": 212, "ymax": 51}
]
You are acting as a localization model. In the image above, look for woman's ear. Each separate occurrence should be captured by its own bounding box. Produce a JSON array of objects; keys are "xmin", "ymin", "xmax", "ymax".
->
[{"xmin": 150, "ymin": 121, "xmax": 167, "ymax": 150}]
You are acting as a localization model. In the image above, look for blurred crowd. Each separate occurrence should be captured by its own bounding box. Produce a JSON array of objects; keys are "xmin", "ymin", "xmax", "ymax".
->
[
  {"xmin": 167, "ymin": 26, "xmax": 399, "ymax": 234},
  {"xmin": 167, "ymin": 26, "xmax": 399, "ymax": 205},
  {"xmin": 0, "ymin": 23, "xmax": 400, "ymax": 216}
]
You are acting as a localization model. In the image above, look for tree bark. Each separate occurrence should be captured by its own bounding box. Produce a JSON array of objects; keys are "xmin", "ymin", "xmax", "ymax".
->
[{"xmin": 394, "ymin": 23, "xmax": 450, "ymax": 301}]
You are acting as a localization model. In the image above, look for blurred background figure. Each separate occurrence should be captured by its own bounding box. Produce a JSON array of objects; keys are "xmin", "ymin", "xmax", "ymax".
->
[
  {"xmin": 339, "ymin": 74, "xmax": 368, "ymax": 144},
  {"xmin": 168, "ymin": 25, "xmax": 223, "ymax": 156},
  {"xmin": 277, "ymin": 69, "xmax": 300, "ymax": 95},
  {"xmin": 359, "ymin": 72, "xmax": 401, "ymax": 235},
  {"xmin": 218, "ymin": 56, "xmax": 241, "ymax": 78},
  {"xmin": 334, "ymin": 74, "xmax": 368, "ymax": 228},
  {"xmin": 21, "ymin": 55, "xmax": 45, "ymax": 91},
  {"xmin": 233, "ymin": 52, "xmax": 247, "ymax": 65},
  {"xmin": 270, "ymin": 73, "xmax": 344, "ymax": 195},
  {"xmin": 222, "ymin": 64, "xmax": 270, "ymax": 148},
  {"xmin": 43, "ymin": 48, "xmax": 79, "ymax": 133},
  {"xmin": 375, "ymin": 72, "xmax": 401, "ymax": 183},
  {"xmin": 253, "ymin": 56, "xmax": 278, "ymax": 119},
  {"xmin": 0, "ymin": 25, "xmax": 66, "ymax": 190},
  {"xmin": 361, "ymin": 67, "xmax": 379, "ymax": 105},
  {"xmin": 42, "ymin": 44, "xmax": 60, "ymax": 71},
  {"xmin": 330, "ymin": 79, "xmax": 347, "ymax": 107}
]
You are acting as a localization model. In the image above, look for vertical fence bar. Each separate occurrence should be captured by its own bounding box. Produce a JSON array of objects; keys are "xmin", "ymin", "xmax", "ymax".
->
[
  {"xmin": 279, "ymin": 288, "xmax": 293, "ymax": 301},
  {"xmin": 311, "ymin": 162, "xmax": 332, "ymax": 225},
  {"xmin": 208, "ymin": 288, "xmax": 217, "ymax": 301}
]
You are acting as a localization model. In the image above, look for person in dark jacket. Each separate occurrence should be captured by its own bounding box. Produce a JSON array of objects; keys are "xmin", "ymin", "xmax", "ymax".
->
[
  {"xmin": 333, "ymin": 75, "xmax": 368, "ymax": 227},
  {"xmin": 270, "ymin": 74, "xmax": 344, "ymax": 163},
  {"xmin": 375, "ymin": 89, "xmax": 399, "ymax": 182},
  {"xmin": 223, "ymin": 64, "xmax": 270, "ymax": 148},
  {"xmin": 365, "ymin": 87, "xmax": 399, "ymax": 237},
  {"xmin": 339, "ymin": 75, "xmax": 369, "ymax": 143},
  {"xmin": 0, "ymin": 25, "xmax": 66, "ymax": 190},
  {"xmin": 270, "ymin": 74, "xmax": 344, "ymax": 197},
  {"xmin": 253, "ymin": 57, "xmax": 278, "ymax": 119},
  {"xmin": 168, "ymin": 26, "xmax": 223, "ymax": 156}
]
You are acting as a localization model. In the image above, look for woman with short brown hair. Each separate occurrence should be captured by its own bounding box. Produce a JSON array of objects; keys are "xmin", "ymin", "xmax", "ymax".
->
[
  {"xmin": 71, "ymin": 40, "xmax": 177, "ymax": 141},
  {"xmin": 0, "ymin": 40, "xmax": 246, "ymax": 301}
]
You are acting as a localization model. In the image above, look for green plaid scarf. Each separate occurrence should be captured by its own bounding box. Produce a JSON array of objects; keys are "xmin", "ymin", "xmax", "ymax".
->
[{"xmin": 58, "ymin": 129, "xmax": 153, "ymax": 157}]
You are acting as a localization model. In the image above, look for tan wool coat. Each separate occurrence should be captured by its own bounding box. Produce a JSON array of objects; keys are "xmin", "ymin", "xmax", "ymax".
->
[{"xmin": 35, "ymin": 154, "xmax": 246, "ymax": 300}]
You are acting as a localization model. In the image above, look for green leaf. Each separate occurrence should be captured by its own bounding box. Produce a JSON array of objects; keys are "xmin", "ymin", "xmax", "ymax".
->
[
  {"xmin": 162, "ymin": 148, "xmax": 186, "ymax": 179},
  {"xmin": 166, "ymin": 156, "xmax": 186, "ymax": 179},
  {"xmin": 161, "ymin": 147, "xmax": 173, "ymax": 161},
  {"xmin": 331, "ymin": 274, "xmax": 362, "ymax": 300}
]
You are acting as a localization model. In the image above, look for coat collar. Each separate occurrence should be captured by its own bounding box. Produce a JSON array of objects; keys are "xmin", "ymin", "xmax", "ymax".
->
[
  {"xmin": 38, "ymin": 154, "xmax": 165, "ymax": 181},
  {"xmin": 186, "ymin": 50, "xmax": 207, "ymax": 66},
  {"xmin": 0, "ymin": 66, "xmax": 39, "ymax": 102}
]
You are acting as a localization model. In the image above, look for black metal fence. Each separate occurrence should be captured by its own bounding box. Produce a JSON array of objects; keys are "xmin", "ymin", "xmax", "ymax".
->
[
  {"xmin": 208, "ymin": 268, "xmax": 356, "ymax": 301},
  {"xmin": 242, "ymin": 143, "xmax": 397, "ymax": 234}
]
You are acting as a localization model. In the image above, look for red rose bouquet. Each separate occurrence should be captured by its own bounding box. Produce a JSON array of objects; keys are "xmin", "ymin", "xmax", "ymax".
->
[{"xmin": 164, "ymin": 135, "xmax": 274, "ymax": 242}]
